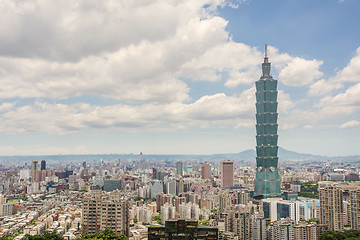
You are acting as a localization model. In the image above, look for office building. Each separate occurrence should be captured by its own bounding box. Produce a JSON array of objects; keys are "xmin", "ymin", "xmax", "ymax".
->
[
  {"xmin": 32, "ymin": 160, "xmax": 38, "ymax": 182},
  {"xmin": 254, "ymin": 45, "xmax": 281, "ymax": 198},
  {"xmin": 103, "ymin": 179, "xmax": 122, "ymax": 192},
  {"xmin": 201, "ymin": 163, "xmax": 211, "ymax": 180},
  {"xmin": 176, "ymin": 162, "xmax": 183, "ymax": 176},
  {"xmin": 40, "ymin": 160, "xmax": 46, "ymax": 170},
  {"xmin": 148, "ymin": 219, "xmax": 218, "ymax": 240},
  {"xmin": 221, "ymin": 160, "xmax": 234, "ymax": 188},
  {"xmin": 319, "ymin": 185, "xmax": 344, "ymax": 232}
]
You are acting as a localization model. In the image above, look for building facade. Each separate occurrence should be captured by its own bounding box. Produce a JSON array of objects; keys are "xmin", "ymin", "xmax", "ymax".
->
[{"xmin": 148, "ymin": 220, "xmax": 218, "ymax": 240}]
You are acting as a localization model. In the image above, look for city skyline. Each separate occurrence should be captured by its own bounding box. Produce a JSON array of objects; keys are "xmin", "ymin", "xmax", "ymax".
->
[{"xmin": 0, "ymin": 0, "xmax": 360, "ymax": 156}]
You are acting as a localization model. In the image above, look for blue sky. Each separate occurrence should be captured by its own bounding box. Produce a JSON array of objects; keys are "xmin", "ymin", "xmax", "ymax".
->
[{"xmin": 0, "ymin": 0, "xmax": 359, "ymax": 156}]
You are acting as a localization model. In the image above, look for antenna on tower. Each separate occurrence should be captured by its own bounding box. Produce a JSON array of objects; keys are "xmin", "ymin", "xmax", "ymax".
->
[{"xmin": 265, "ymin": 44, "xmax": 268, "ymax": 58}]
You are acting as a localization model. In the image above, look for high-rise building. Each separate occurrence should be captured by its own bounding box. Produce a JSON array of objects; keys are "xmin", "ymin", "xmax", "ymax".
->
[
  {"xmin": 161, "ymin": 203, "xmax": 176, "ymax": 222},
  {"xmin": 235, "ymin": 190, "xmax": 249, "ymax": 205},
  {"xmin": 40, "ymin": 160, "xmax": 46, "ymax": 170},
  {"xmin": 293, "ymin": 221, "xmax": 328, "ymax": 240},
  {"xmin": 176, "ymin": 162, "xmax": 183, "ymax": 176},
  {"xmin": 0, "ymin": 195, "xmax": 13, "ymax": 217},
  {"xmin": 201, "ymin": 163, "xmax": 210, "ymax": 179},
  {"xmin": 100, "ymin": 198, "xmax": 129, "ymax": 236},
  {"xmin": 82, "ymin": 190, "xmax": 129, "ymax": 236},
  {"xmin": 254, "ymin": 45, "xmax": 281, "ymax": 198},
  {"xmin": 268, "ymin": 219, "xmax": 295, "ymax": 240},
  {"xmin": 319, "ymin": 185, "xmax": 344, "ymax": 232},
  {"xmin": 82, "ymin": 161, "xmax": 87, "ymax": 169},
  {"xmin": 224, "ymin": 205, "xmax": 252, "ymax": 239},
  {"xmin": 150, "ymin": 180, "xmax": 163, "ymax": 198},
  {"xmin": 221, "ymin": 160, "xmax": 234, "ymax": 188},
  {"xmin": 32, "ymin": 160, "xmax": 39, "ymax": 182},
  {"xmin": 349, "ymin": 188, "xmax": 360, "ymax": 230},
  {"xmin": 252, "ymin": 213, "xmax": 266, "ymax": 240}
]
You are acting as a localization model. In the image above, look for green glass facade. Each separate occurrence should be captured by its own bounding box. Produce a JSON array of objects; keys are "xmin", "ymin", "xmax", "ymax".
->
[{"xmin": 254, "ymin": 48, "xmax": 281, "ymax": 198}]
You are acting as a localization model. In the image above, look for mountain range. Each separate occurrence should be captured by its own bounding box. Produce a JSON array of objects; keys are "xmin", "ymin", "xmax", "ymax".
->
[{"xmin": 0, "ymin": 148, "xmax": 358, "ymax": 165}]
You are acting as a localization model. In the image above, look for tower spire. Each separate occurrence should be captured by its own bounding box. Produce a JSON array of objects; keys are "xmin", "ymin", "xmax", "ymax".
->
[
  {"xmin": 265, "ymin": 44, "xmax": 267, "ymax": 58},
  {"xmin": 262, "ymin": 44, "xmax": 271, "ymax": 76},
  {"xmin": 264, "ymin": 44, "xmax": 269, "ymax": 63}
]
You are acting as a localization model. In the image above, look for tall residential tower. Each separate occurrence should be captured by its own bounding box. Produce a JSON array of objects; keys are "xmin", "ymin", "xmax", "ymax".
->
[{"xmin": 254, "ymin": 45, "xmax": 281, "ymax": 198}]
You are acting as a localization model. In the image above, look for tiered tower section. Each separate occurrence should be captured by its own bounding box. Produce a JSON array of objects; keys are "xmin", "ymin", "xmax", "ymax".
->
[{"xmin": 254, "ymin": 45, "xmax": 281, "ymax": 198}]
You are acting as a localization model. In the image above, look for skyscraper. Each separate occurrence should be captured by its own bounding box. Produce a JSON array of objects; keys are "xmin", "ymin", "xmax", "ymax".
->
[
  {"xmin": 40, "ymin": 160, "xmax": 46, "ymax": 170},
  {"xmin": 32, "ymin": 160, "xmax": 39, "ymax": 182},
  {"xmin": 176, "ymin": 162, "xmax": 183, "ymax": 176},
  {"xmin": 201, "ymin": 163, "xmax": 210, "ymax": 179},
  {"xmin": 221, "ymin": 160, "xmax": 234, "ymax": 188},
  {"xmin": 254, "ymin": 45, "xmax": 281, "ymax": 198}
]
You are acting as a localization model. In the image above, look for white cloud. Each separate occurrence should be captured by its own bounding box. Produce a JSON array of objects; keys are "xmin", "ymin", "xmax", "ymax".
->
[
  {"xmin": 0, "ymin": 0, "xmax": 213, "ymax": 61},
  {"xmin": 278, "ymin": 57, "xmax": 323, "ymax": 86},
  {"xmin": 308, "ymin": 79, "xmax": 343, "ymax": 96},
  {"xmin": 0, "ymin": 102, "xmax": 14, "ymax": 112},
  {"xmin": 0, "ymin": 0, "xmax": 237, "ymax": 103},
  {"xmin": 0, "ymin": 90, "xmax": 257, "ymax": 134},
  {"xmin": 178, "ymin": 42, "xmax": 262, "ymax": 87},
  {"xmin": 340, "ymin": 120, "xmax": 360, "ymax": 129},
  {"xmin": 0, "ymin": 0, "xmax": 358, "ymax": 138},
  {"xmin": 318, "ymin": 82, "xmax": 360, "ymax": 108},
  {"xmin": 278, "ymin": 90, "xmax": 295, "ymax": 114},
  {"xmin": 332, "ymin": 46, "xmax": 360, "ymax": 83}
]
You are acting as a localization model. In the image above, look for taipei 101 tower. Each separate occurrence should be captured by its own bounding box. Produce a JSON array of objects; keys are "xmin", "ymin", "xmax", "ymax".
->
[{"xmin": 254, "ymin": 45, "xmax": 281, "ymax": 198}]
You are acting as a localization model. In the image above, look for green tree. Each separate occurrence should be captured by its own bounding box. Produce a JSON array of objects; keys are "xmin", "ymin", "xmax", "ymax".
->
[
  {"xmin": 80, "ymin": 229, "xmax": 128, "ymax": 240},
  {"xmin": 23, "ymin": 231, "xmax": 64, "ymax": 240},
  {"xmin": 198, "ymin": 218, "xmax": 209, "ymax": 226}
]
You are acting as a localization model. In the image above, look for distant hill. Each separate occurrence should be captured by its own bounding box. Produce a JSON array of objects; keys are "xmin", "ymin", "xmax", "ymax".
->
[{"xmin": 0, "ymin": 147, "xmax": 358, "ymax": 165}]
